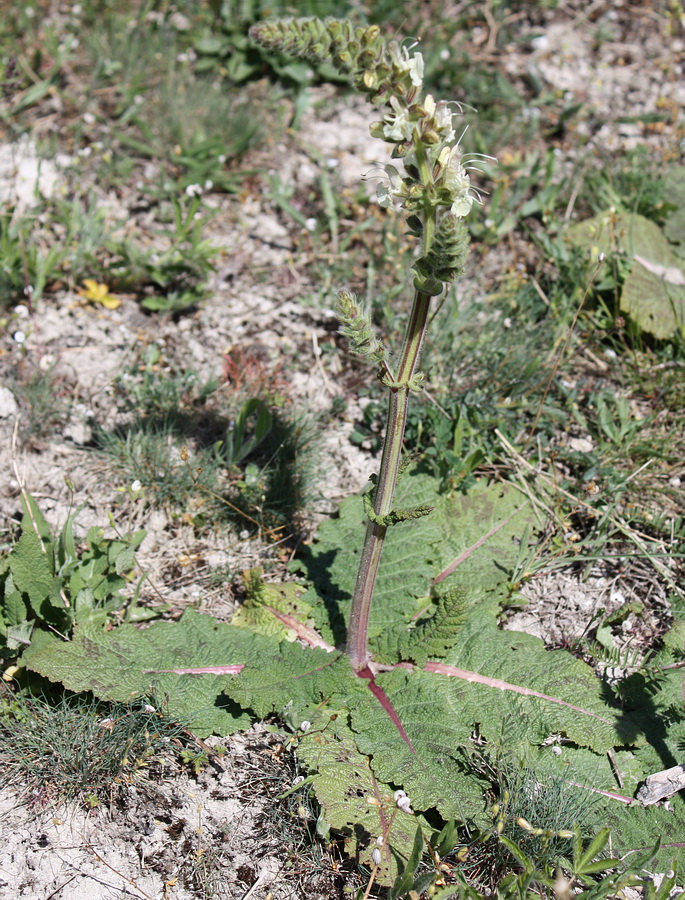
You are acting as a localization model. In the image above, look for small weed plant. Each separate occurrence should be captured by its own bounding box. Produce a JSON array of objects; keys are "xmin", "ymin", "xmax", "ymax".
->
[{"xmin": 3, "ymin": 15, "xmax": 685, "ymax": 898}]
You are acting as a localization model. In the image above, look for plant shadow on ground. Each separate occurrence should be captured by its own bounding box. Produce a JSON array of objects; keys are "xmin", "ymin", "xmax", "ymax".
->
[{"xmin": 94, "ymin": 393, "xmax": 320, "ymax": 540}]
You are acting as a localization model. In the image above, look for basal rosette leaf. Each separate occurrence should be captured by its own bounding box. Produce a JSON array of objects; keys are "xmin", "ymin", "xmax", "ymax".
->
[
  {"xmin": 429, "ymin": 481, "xmax": 540, "ymax": 592},
  {"xmin": 222, "ymin": 642, "xmax": 362, "ymax": 725},
  {"xmin": 25, "ymin": 609, "xmax": 270, "ymax": 736},
  {"xmin": 350, "ymin": 667, "xmax": 488, "ymax": 824},
  {"xmin": 443, "ymin": 599, "xmax": 621, "ymax": 753},
  {"xmin": 294, "ymin": 469, "xmax": 442, "ymax": 645},
  {"xmin": 295, "ymin": 474, "xmax": 539, "ymax": 651},
  {"xmin": 296, "ymin": 709, "xmax": 431, "ymax": 885}
]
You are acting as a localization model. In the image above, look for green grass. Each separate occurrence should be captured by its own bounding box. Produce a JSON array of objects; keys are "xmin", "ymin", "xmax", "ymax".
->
[
  {"xmin": 0, "ymin": 690, "xmax": 187, "ymax": 807},
  {"xmin": 96, "ymin": 353, "xmax": 322, "ymax": 538},
  {"xmin": 9, "ymin": 362, "xmax": 73, "ymax": 448}
]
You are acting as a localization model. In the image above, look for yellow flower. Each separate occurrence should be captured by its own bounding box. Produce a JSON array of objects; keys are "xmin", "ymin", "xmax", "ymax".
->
[{"xmin": 78, "ymin": 279, "xmax": 121, "ymax": 310}]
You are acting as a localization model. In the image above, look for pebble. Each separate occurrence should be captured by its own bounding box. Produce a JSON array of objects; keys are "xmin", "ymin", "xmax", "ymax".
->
[{"xmin": 0, "ymin": 386, "xmax": 18, "ymax": 418}]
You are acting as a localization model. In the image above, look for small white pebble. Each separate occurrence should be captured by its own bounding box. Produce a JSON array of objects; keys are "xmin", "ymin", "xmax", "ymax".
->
[{"xmin": 131, "ymin": 480, "xmax": 142, "ymax": 492}]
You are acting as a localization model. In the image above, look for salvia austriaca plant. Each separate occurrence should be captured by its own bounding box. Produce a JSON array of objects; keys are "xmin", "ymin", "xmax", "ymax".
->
[
  {"xmin": 24, "ymin": 17, "xmax": 685, "ymax": 886},
  {"xmin": 250, "ymin": 17, "xmax": 477, "ymax": 671}
]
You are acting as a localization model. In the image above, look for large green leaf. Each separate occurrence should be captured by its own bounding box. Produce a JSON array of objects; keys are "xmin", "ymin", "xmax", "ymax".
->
[
  {"xmin": 25, "ymin": 609, "xmax": 272, "ymax": 736},
  {"xmin": 566, "ymin": 210, "xmax": 685, "ymax": 338},
  {"xmin": 295, "ymin": 473, "xmax": 539, "ymax": 651},
  {"xmin": 294, "ymin": 469, "xmax": 442, "ymax": 645},
  {"xmin": 223, "ymin": 641, "xmax": 357, "ymax": 723},
  {"xmin": 350, "ymin": 667, "xmax": 488, "ymax": 823},
  {"xmin": 429, "ymin": 480, "xmax": 539, "ymax": 591},
  {"xmin": 297, "ymin": 709, "xmax": 430, "ymax": 885}
]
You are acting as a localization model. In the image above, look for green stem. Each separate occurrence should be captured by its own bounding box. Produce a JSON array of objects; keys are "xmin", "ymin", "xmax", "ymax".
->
[
  {"xmin": 346, "ymin": 289, "xmax": 432, "ymax": 671},
  {"xmin": 346, "ymin": 138, "xmax": 439, "ymax": 672}
]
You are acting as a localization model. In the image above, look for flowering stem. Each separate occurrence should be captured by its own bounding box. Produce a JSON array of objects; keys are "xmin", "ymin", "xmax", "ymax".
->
[
  {"xmin": 247, "ymin": 17, "xmax": 475, "ymax": 671},
  {"xmin": 347, "ymin": 289, "xmax": 431, "ymax": 671}
]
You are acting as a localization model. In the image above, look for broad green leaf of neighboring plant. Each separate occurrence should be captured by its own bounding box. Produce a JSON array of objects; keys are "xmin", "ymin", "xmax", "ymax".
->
[
  {"xmin": 25, "ymin": 608, "xmax": 271, "ymax": 737},
  {"xmin": 231, "ymin": 567, "xmax": 315, "ymax": 640},
  {"xmin": 8, "ymin": 530, "xmax": 63, "ymax": 620},
  {"xmin": 296, "ymin": 709, "xmax": 431, "ymax": 885},
  {"xmin": 566, "ymin": 210, "xmax": 685, "ymax": 338}
]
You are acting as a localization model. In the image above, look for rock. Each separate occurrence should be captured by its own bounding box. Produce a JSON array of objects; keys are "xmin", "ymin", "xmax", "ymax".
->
[{"xmin": 0, "ymin": 387, "xmax": 18, "ymax": 419}]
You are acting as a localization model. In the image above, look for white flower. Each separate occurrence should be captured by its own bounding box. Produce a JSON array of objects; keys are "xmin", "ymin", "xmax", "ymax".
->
[
  {"xmin": 408, "ymin": 51, "xmax": 424, "ymax": 87},
  {"xmin": 376, "ymin": 183, "xmax": 393, "ymax": 208},
  {"xmin": 389, "ymin": 43, "xmax": 424, "ymax": 88},
  {"xmin": 375, "ymin": 164, "xmax": 405, "ymax": 209},
  {"xmin": 300, "ymin": 720, "xmax": 311, "ymax": 732},
  {"xmin": 185, "ymin": 183, "xmax": 203, "ymax": 197},
  {"xmin": 397, "ymin": 795, "xmax": 413, "ymax": 814},
  {"xmin": 441, "ymin": 148, "xmax": 474, "ymax": 217},
  {"xmin": 434, "ymin": 100, "xmax": 455, "ymax": 143},
  {"xmin": 130, "ymin": 480, "xmax": 142, "ymax": 492},
  {"xmin": 372, "ymin": 848, "xmax": 381, "ymax": 865},
  {"xmin": 13, "ymin": 331, "xmax": 26, "ymax": 344},
  {"xmin": 382, "ymin": 97, "xmax": 414, "ymax": 142}
]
